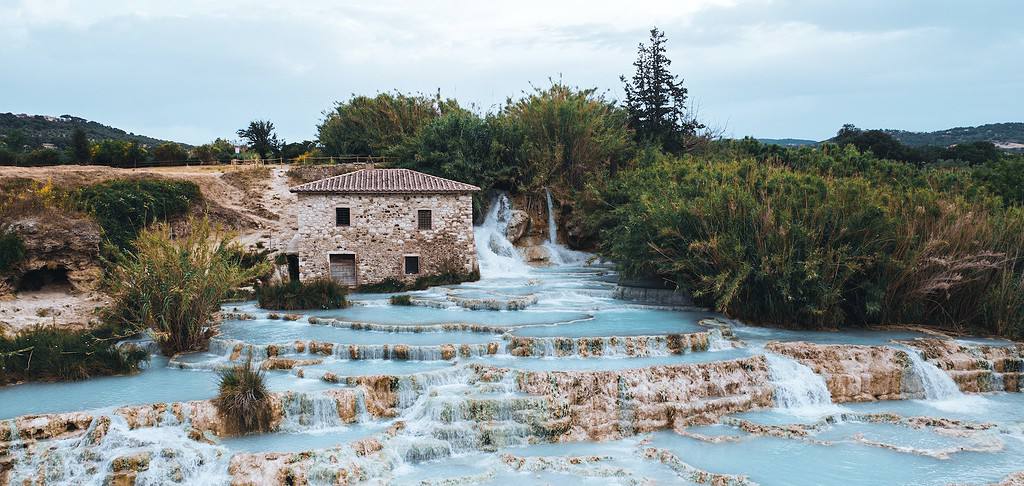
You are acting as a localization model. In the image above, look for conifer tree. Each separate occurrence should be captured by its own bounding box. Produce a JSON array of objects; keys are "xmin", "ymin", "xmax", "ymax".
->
[
  {"xmin": 70, "ymin": 128, "xmax": 90, "ymax": 163},
  {"xmin": 621, "ymin": 27, "xmax": 704, "ymax": 153}
]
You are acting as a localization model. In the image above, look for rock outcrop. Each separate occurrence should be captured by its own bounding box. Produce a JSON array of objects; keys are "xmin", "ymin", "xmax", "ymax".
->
[
  {"xmin": 766, "ymin": 341, "xmax": 911, "ymax": 402},
  {"xmin": 504, "ymin": 209, "xmax": 530, "ymax": 244},
  {"xmin": 504, "ymin": 332, "xmax": 714, "ymax": 358},
  {"xmin": 513, "ymin": 356, "xmax": 774, "ymax": 441},
  {"xmin": 901, "ymin": 338, "xmax": 1023, "ymax": 393},
  {"xmin": 4, "ymin": 211, "xmax": 103, "ymax": 294}
]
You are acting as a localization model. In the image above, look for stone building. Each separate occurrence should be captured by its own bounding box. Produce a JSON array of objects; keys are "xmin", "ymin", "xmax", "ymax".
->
[{"xmin": 289, "ymin": 168, "xmax": 480, "ymax": 287}]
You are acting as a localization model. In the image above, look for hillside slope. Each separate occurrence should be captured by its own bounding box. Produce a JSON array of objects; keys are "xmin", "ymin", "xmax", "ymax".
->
[
  {"xmin": 885, "ymin": 122, "xmax": 1024, "ymax": 149},
  {"xmin": 0, "ymin": 113, "xmax": 185, "ymax": 150}
]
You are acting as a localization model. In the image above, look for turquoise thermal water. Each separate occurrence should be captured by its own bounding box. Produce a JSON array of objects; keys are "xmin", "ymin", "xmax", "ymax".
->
[{"xmin": 2, "ymin": 193, "xmax": 1022, "ymax": 485}]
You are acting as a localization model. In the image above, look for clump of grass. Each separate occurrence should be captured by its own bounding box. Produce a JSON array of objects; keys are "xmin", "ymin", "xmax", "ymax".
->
[
  {"xmin": 105, "ymin": 216, "xmax": 270, "ymax": 356},
  {"xmin": 214, "ymin": 356, "xmax": 273, "ymax": 434},
  {"xmin": 0, "ymin": 324, "xmax": 148, "ymax": 385},
  {"xmin": 256, "ymin": 278, "xmax": 348, "ymax": 310},
  {"xmin": 389, "ymin": 294, "xmax": 412, "ymax": 306}
]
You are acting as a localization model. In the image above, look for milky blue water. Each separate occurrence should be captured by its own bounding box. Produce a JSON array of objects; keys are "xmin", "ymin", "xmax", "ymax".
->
[{"xmin": 2, "ymin": 211, "xmax": 1021, "ymax": 485}]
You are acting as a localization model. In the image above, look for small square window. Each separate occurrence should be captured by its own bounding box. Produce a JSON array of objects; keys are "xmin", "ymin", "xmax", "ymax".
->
[
  {"xmin": 336, "ymin": 207, "xmax": 350, "ymax": 226},
  {"xmin": 417, "ymin": 209, "xmax": 432, "ymax": 230},
  {"xmin": 404, "ymin": 255, "xmax": 420, "ymax": 275}
]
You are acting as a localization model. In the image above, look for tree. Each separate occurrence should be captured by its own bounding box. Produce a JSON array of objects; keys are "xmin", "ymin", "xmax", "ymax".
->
[
  {"xmin": 70, "ymin": 128, "xmax": 91, "ymax": 163},
  {"xmin": 237, "ymin": 120, "xmax": 280, "ymax": 160},
  {"xmin": 389, "ymin": 111, "xmax": 518, "ymax": 213},
  {"xmin": 21, "ymin": 148, "xmax": 63, "ymax": 166},
  {"xmin": 193, "ymin": 138, "xmax": 236, "ymax": 164},
  {"xmin": 3, "ymin": 129, "xmax": 29, "ymax": 153},
  {"xmin": 501, "ymin": 82, "xmax": 633, "ymax": 191},
  {"xmin": 152, "ymin": 142, "xmax": 189, "ymax": 165},
  {"xmin": 280, "ymin": 140, "xmax": 318, "ymax": 160},
  {"xmin": 621, "ymin": 27, "xmax": 704, "ymax": 153},
  {"xmin": 831, "ymin": 124, "xmax": 922, "ymax": 164},
  {"xmin": 317, "ymin": 92, "xmax": 454, "ymax": 156}
]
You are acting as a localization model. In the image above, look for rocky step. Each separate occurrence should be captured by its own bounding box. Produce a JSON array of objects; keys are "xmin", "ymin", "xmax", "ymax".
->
[{"xmin": 900, "ymin": 338, "xmax": 1024, "ymax": 393}]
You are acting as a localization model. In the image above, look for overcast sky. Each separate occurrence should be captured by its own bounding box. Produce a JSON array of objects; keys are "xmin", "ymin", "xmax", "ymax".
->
[{"xmin": 1, "ymin": 0, "xmax": 1021, "ymax": 144}]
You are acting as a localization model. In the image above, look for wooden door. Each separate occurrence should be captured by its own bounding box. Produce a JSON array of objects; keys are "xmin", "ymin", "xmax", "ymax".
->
[{"xmin": 329, "ymin": 254, "xmax": 357, "ymax": 286}]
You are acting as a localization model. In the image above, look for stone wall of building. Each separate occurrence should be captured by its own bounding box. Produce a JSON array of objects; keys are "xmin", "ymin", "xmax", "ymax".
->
[{"xmin": 295, "ymin": 192, "xmax": 477, "ymax": 286}]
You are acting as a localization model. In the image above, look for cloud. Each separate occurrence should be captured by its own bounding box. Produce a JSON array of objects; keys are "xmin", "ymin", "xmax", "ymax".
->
[{"xmin": 0, "ymin": 0, "xmax": 1020, "ymax": 143}]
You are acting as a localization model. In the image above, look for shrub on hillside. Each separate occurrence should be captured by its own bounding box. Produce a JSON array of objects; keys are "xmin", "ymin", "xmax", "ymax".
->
[
  {"xmin": 214, "ymin": 356, "xmax": 273, "ymax": 434},
  {"xmin": 72, "ymin": 179, "xmax": 201, "ymax": 250},
  {"xmin": 105, "ymin": 217, "xmax": 270, "ymax": 356},
  {"xmin": 0, "ymin": 228, "xmax": 25, "ymax": 274},
  {"xmin": 256, "ymin": 278, "xmax": 348, "ymax": 310},
  {"xmin": 0, "ymin": 325, "xmax": 148, "ymax": 385}
]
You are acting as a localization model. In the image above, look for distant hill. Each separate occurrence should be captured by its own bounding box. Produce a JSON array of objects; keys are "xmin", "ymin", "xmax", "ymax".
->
[
  {"xmin": 0, "ymin": 113, "xmax": 186, "ymax": 151},
  {"xmin": 757, "ymin": 138, "xmax": 819, "ymax": 147},
  {"xmin": 884, "ymin": 122, "xmax": 1024, "ymax": 150}
]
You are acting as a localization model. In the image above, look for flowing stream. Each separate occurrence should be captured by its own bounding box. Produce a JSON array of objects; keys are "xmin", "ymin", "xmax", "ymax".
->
[{"xmin": 1, "ymin": 195, "xmax": 1022, "ymax": 485}]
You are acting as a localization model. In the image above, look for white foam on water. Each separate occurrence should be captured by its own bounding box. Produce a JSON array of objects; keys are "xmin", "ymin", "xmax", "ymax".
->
[
  {"xmin": 905, "ymin": 348, "xmax": 988, "ymax": 413},
  {"xmin": 474, "ymin": 193, "xmax": 532, "ymax": 279},
  {"xmin": 766, "ymin": 353, "xmax": 844, "ymax": 418},
  {"xmin": 543, "ymin": 188, "xmax": 590, "ymax": 266}
]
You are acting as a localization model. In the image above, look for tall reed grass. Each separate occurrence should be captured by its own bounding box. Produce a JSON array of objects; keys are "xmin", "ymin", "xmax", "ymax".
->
[{"xmin": 105, "ymin": 217, "xmax": 270, "ymax": 356}]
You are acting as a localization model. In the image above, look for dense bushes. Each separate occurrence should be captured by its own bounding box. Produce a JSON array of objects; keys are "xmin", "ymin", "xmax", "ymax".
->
[
  {"xmin": 0, "ymin": 325, "xmax": 148, "ymax": 385},
  {"xmin": 318, "ymin": 92, "xmax": 455, "ymax": 157},
  {"xmin": 594, "ymin": 150, "xmax": 1024, "ymax": 338},
  {"xmin": 214, "ymin": 356, "xmax": 273, "ymax": 434},
  {"xmin": 256, "ymin": 278, "xmax": 349, "ymax": 310},
  {"xmin": 105, "ymin": 218, "xmax": 270, "ymax": 356},
  {"xmin": 72, "ymin": 179, "xmax": 201, "ymax": 250}
]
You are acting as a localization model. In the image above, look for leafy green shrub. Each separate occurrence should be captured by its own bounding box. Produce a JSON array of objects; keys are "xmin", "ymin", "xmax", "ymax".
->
[
  {"xmin": 389, "ymin": 294, "xmax": 412, "ymax": 306},
  {"xmin": 256, "ymin": 278, "xmax": 348, "ymax": 310},
  {"xmin": 72, "ymin": 179, "xmax": 201, "ymax": 250},
  {"xmin": 0, "ymin": 228, "xmax": 25, "ymax": 274},
  {"xmin": 105, "ymin": 217, "xmax": 270, "ymax": 356},
  {"xmin": 214, "ymin": 356, "xmax": 273, "ymax": 434},
  {"xmin": 0, "ymin": 325, "xmax": 148, "ymax": 385}
]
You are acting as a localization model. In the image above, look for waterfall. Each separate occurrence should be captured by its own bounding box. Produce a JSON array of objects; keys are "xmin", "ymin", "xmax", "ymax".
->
[
  {"xmin": 474, "ymin": 193, "xmax": 531, "ymax": 278},
  {"xmin": 279, "ymin": 392, "xmax": 344, "ymax": 431},
  {"xmin": 6, "ymin": 415, "xmax": 230, "ymax": 485},
  {"xmin": 543, "ymin": 188, "xmax": 589, "ymax": 266},
  {"xmin": 905, "ymin": 350, "xmax": 963, "ymax": 400},
  {"xmin": 766, "ymin": 354, "xmax": 840, "ymax": 416},
  {"xmin": 545, "ymin": 188, "xmax": 558, "ymax": 244},
  {"xmin": 903, "ymin": 349, "xmax": 987, "ymax": 413}
]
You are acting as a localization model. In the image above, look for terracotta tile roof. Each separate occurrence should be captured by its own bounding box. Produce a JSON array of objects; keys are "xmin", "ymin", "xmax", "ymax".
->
[{"xmin": 289, "ymin": 168, "xmax": 480, "ymax": 194}]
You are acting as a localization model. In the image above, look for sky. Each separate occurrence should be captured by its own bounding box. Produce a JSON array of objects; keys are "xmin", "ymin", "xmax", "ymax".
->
[{"xmin": 1, "ymin": 0, "xmax": 1021, "ymax": 145}]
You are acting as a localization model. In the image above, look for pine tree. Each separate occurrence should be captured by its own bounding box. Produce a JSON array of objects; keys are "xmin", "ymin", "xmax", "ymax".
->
[
  {"xmin": 621, "ymin": 27, "xmax": 704, "ymax": 153},
  {"xmin": 70, "ymin": 128, "xmax": 91, "ymax": 163}
]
